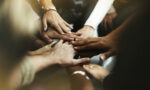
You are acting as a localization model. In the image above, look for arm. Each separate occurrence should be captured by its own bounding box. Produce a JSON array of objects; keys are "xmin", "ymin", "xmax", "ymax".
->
[
  {"xmin": 41, "ymin": 0, "xmax": 73, "ymax": 34},
  {"xmin": 7, "ymin": 40, "xmax": 90, "ymax": 90},
  {"xmin": 41, "ymin": 0, "xmax": 56, "ymax": 10},
  {"xmin": 84, "ymin": 0, "xmax": 115, "ymax": 29},
  {"xmin": 77, "ymin": 0, "xmax": 114, "ymax": 38},
  {"xmin": 73, "ymin": 16, "xmax": 133, "ymax": 61}
]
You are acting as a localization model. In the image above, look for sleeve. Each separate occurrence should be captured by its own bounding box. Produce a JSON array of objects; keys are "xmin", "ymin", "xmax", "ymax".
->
[{"xmin": 84, "ymin": 0, "xmax": 115, "ymax": 29}]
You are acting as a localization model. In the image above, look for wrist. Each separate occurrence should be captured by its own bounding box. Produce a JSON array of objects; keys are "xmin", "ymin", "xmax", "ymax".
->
[
  {"xmin": 84, "ymin": 25, "xmax": 95, "ymax": 31},
  {"xmin": 41, "ymin": 0, "xmax": 56, "ymax": 11}
]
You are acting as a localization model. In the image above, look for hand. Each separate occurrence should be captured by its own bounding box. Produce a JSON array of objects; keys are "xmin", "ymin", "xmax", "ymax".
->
[
  {"xmin": 29, "ymin": 40, "xmax": 90, "ymax": 67},
  {"xmin": 50, "ymin": 40, "xmax": 90, "ymax": 66},
  {"xmin": 101, "ymin": 13, "xmax": 117, "ymax": 30},
  {"xmin": 72, "ymin": 36, "xmax": 117, "ymax": 61},
  {"xmin": 42, "ymin": 10, "xmax": 73, "ymax": 34},
  {"xmin": 40, "ymin": 27, "xmax": 81, "ymax": 43},
  {"xmin": 83, "ymin": 64, "xmax": 109, "ymax": 81},
  {"xmin": 28, "ymin": 42, "xmax": 54, "ymax": 55},
  {"xmin": 77, "ymin": 25, "xmax": 95, "ymax": 39}
]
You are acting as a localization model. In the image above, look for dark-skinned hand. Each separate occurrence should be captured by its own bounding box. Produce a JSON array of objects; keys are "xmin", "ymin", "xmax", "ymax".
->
[{"xmin": 72, "ymin": 36, "xmax": 117, "ymax": 61}]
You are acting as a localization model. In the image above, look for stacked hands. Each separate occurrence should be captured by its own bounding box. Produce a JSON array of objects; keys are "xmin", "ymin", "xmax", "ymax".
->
[{"xmin": 32, "ymin": 10, "xmax": 116, "ymax": 81}]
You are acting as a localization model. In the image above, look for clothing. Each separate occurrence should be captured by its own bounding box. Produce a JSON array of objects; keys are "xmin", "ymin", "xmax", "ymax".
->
[
  {"xmin": 27, "ymin": 0, "xmax": 114, "ymax": 31},
  {"xmin": 53, "ymin": 0, "xmax": 114, "ymax": 30},
  {"xmin": 85, "ymin": 0, "xmax": 114, "ymax": 29}
]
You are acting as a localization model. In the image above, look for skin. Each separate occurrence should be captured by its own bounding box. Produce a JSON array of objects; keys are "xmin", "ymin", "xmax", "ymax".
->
[
  {"xmin": 67, "ymin": 66, "xmax": 94, "ymax": 90},
  {"xmin": 41, "ymin": 0, "xmax": 95, "ymax": 42},
  {"xmin": 67, "ymin": 25, "xmax": 95, "ymax": 90},
  {"xmin": 83, "ymin": 64, "xmax": 109, "ymax": 81},
  {"xmin": 101, "ymin": 12, "xmax": 117, "ymax": 30},
  {"xmin": 40, "ymin": 27, "xmax": 81, "ymax": 44},
  {"xmin": 41, "ymin": 0, "xmax": 73, "ymax": 34},
  {"xmin": 7, "ymin": 40, "xmax": 90, "ymax": 90},
  {"xmin": 72, "ymin": 16, "xmax": 132, "ymax": 61},
  {"xmin": 77, "ymin": 25, "xmax": 95, "ymax": 39},
  {"xmin": 72, "ymin": 36, "xmax": 117, "ymax": 61}
]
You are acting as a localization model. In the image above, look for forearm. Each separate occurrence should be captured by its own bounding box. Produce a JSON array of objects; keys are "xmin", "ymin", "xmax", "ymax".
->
[
  {"xmin": 7, "ymin": 55, "xmax": 55, "ymax": 89},
  {"xmin": 27, "ymin": 55, "xmax": 55, "ymax": 73},
  {"xmin": 106, "ymin": 15, "xmax": 133, "ymax": 40},
  {"xmin": 41, "ymin": 0, "xmax": 56, "ymax": 10},
  {"xmin": 85, "ymin": 0, "xmax": 114, "ymax": 29}
]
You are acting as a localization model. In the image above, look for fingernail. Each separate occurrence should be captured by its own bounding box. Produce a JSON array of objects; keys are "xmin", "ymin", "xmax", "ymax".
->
[
  {"xmin": 100, "ymin": 55, "xmax": 105, "ymax": 61},
  {"xmin": 83, "ymin": 65, "xmax": 87, "ymax": 68},
  {"xmin": 61, "ymin": 33, "xmax": 65, "ymax": 35},
  {"xmin": 71, "ymin": 41, "xmax": 75, "ymax": 44},
  {"xmin": 69, "ymin": 31, "xmax": 72, "ymax": 33},
  {"xmin": 70, "ymin": 38, "xmax": 74, "ymax": 41},
  {"xmin": 74, "ymin": 47, "xmax": 78, "ymax": 49},
  {"xmin": 75, "ymin": 38, "xmax": 79, "ymax": 41},
  {"xmin": 44, "ymin": 28, "xmax": 47, "ymax": 31}
]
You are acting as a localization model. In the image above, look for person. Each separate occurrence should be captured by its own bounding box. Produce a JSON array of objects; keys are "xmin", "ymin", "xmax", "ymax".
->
[
  {"xmin": 72, "ymin": 15, "xmax": 132, "ymax": 61},
  {"xmin": 38, "ymin": 1, "xmax": 118, "ymax": 90},
  {"xmin": 8, "ymin": 40, "xmax": 90, "ymax": 90},
  {"xmin": 82, "ymin": 2, "xmax": 150, "ymax": 90},
  {"xmin": 39, "ymin": 0, "xmax": 115, "ymax": 43},
  {"xmin": 0, "ymin": 0, "xmax": 90, "ymax": 90},
  {"xmin": 71, "ymin": 0, "xmax": 139, "ymax": 61}
]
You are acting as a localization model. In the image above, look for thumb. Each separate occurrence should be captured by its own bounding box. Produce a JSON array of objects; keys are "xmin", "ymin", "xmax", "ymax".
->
[
  {"xmin": 100, "ymin": 50, "xmax": 114, "ymax": 61},
  {"xmin": 43, "ymin": 18, "xmax": 47, "ymax": 31},
  {"xmin": 72, "ymin": 58, "xmax": 90, "ymax": 65}
]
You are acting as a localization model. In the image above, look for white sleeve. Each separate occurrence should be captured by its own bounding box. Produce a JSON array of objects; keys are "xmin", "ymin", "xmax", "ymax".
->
[{"xmin": 84, "ymin": 0, "xmax": 114, "ymax": 29}]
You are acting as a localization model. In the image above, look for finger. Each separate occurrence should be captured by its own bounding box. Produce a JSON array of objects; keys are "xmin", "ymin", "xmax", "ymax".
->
[
  {"xmin": 31, "ymin": 41, "xmax": 56, "ymax": 55},
  {"xmin": 59, "ymin": 23, "xmax": 71, "ymax": 33},
  {"xmin": 72, "ymin": 58, "xmax": 90, "ymax": 65},
  {"xmin": 64, "ymin": 21, "xmax": 73, "ymax": 29},
  {"xmin": 73, "ymin": 32, "xmax": 82, "ymax": 36},
  {"xmin": 71, "ymin": 39, "xmax": 86, "ymax": 46},
  {"xmin": 104, "ymin": 20, "xmax": 107, "ymax": 30},
  {"xmin": 74, "ymin": 46, "xmax": 86, "ymax": 51},
  {"xmin": 108, "ymin": 18, "xmax": 113, "ymax": 29},
  {"xmin": 59, "ymin": 35, "xmax": 74, "ymax": 41},
  {"xmin": 42, "ymin": 34, "xmax": 53, "ymax": 44},
  {"xmin": 46, "ymin": 41, "xmax": 57, "ymax": 48},
  {"xmin": 74, "ymin": 43, "xmax": 96, "ymax": 51},
  {"xmin": 83, "ymin": 64, "xmax": 94, "ymax": 73},
  {"xmin": 100, "ymin": 50, "xmax": 114, "ymax": 61},
  {"xmin": 42, "ymin": 18, "xmax": 48, "ymax": 31},
  {"xmin": 53, "ymin": 24, "xmax": 64, "ymax": 34}
]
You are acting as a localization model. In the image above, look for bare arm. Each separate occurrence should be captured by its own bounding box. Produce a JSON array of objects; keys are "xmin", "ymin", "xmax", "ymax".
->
[
  {"xmin": 41, "ymin": 0, "xmax": 73, "ymax": 34},
  {"xmin": 7, "ymin": 40, "xmax": 90, "ymax": 90}
]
